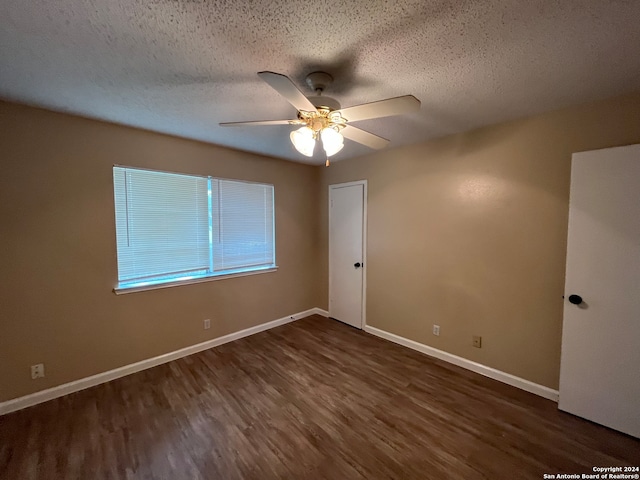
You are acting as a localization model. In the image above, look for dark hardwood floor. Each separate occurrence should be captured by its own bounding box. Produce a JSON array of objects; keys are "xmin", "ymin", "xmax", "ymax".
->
[{"xmin": 1, "ymin": 315, "xmax": 638, "ymax": 479}]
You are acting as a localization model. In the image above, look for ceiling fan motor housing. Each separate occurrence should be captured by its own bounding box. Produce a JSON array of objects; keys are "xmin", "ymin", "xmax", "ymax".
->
[{"xmin": 306, "ymin": 95, "xmax": 341, "ymax": 111}]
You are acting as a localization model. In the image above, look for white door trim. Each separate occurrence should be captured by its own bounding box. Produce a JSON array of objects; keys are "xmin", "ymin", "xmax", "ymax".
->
[{"xmin": 328, "ymin": 180, "xmax": 367, "ymax": 329}]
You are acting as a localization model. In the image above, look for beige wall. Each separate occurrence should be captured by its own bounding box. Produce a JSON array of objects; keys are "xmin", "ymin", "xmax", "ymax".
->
[
  {"xmin": 0, "ymin": 101, "xmax": 323, "ymax": 402},
  {"xmin": 319, "ymin": 92, "xmax": 640, "ymax": 389},
  {"xmin": 2, "ymin": 92, "xmax": 639, "ymax": 403}
]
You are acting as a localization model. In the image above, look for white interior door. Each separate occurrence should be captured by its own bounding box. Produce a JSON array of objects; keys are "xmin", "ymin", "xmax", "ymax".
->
[
  {"xmin": 559, "ymin": 144, "xmax": 640, "ymax": 438},
  {"xmin": 329, "ymin": 181, "xmax": 366, "ymax": 329}
]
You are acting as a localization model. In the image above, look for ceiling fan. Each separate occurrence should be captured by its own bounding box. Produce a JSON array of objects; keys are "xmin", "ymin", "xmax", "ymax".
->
[{"xmin": 220, "ymin": 71, "xmax": 421, "ymax": 165}]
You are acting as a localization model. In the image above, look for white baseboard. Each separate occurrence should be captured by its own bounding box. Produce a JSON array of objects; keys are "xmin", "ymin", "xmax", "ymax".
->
[
  {"xmin": 364, "ymin": 325, "xmax": 559, "ymax": 402},
  {"xmin": 0, "ymin": 308, "xmax": 328, "ymax": 416}
]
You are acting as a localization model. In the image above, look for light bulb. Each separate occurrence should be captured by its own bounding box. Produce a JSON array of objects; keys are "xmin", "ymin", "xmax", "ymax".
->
[
  {"xmin": 320, "ymin": 128, "xmax": 344, "ymax": 157},
  {"xmin": 290, "ymin": 127, "xmax": 315, "ymax": 157}
]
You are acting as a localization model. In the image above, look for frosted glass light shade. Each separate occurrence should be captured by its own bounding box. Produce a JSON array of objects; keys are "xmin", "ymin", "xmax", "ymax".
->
[
  {"xmin": 290, "ymin": 127, "xmax": 315, "ymax": 157},
  {"xmin": 321, "ymin": 128, "xmax": 344, "ymax": 157}
]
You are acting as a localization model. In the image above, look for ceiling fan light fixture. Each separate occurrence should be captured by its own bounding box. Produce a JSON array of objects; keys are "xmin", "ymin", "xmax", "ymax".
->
[
  {"xmin": 321, "ymin": 127, "xmax": 344, "ymax": 157},
  {"xmin": 290, "ymin": 126, "xmax": 315, "ymax": 157}
]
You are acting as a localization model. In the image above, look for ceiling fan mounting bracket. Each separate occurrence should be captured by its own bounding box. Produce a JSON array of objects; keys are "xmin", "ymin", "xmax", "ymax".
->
[
  {"xmin": 305, "ymin": 71, "xmax": 333, "ymax": 94},
  {"xmin": 305, "ymin": 72, "xmax": 341, "ymax": 110}
]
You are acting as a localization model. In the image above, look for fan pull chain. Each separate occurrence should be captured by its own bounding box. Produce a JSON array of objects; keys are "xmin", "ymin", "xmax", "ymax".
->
[{"xmin": 325, "ymin": 157, "xmax": 330, "ymax": 167}]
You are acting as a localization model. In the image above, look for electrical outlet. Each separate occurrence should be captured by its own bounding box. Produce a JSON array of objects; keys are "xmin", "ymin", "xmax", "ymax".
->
[
  {"xmin": 472, "ymin": 336, "xmax": 482, "ymax": 348},
  {"xmin": 31, "ymin": 363, "xmax": 45, "ymax": 379},
  {"xmin": 433, "ymin": 324, "xmax": 440, "ymax": 336},
  {"xmin": 203, "ymin": 319, "xmax": 211, "ymax": 330}
]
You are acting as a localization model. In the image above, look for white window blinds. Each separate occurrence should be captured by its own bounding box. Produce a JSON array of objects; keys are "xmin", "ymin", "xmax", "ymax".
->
[
  {"xmin": 211, "ymin": 179, "xmax": 275, "ymax": 271},
  {"xmin": 113, "ymin": 166, "xmax": 275, "ymax": 288}
]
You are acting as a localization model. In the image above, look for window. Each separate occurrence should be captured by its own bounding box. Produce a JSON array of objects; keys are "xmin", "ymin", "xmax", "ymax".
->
[{"xmin": 113, "ymin": 166, "xmax": 275, "ymax": 292}]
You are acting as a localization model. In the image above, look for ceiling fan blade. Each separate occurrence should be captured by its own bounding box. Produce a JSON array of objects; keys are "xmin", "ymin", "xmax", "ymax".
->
[
  {"xmin": 219, "ymin": 119, "xmax": 298, "ymax": 127},
  {"xmin": 338, "ymin": 95, "xmax": 420, "ymax": 122},
  {"xmin": 341, "ymin": 125, "xmax": 389, "ymax": 150},
  {"xmin": 258, "ymin": 71, "xmax": 318, "ymax": 113}
]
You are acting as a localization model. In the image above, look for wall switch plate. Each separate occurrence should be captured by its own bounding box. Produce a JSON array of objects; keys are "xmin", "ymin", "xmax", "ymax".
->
[
  {"xmin": 472, "ymin": 336, "xmax": 482, "ymax": 348},
  {"xmin": 433, "ymin": 324, "xmax": 440, "ymax": 336},
  {"xmin": 31, "ymin": 363, "xmax": 45, "ymax": 379},
  {"xmin": 203, "ymin": 319, "xmax": 211, "ymax": 330}
]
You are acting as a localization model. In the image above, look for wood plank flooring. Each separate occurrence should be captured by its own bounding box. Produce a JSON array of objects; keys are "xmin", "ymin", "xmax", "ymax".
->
[{"xmin": 1, "ymin": 315, "xmax": 638, "ymax": 479}]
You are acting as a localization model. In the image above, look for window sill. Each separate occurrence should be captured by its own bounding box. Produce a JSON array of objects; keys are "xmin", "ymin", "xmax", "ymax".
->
[{"xmin": 113, "ymin": 266, "xmax": 279, "ymax": 295}]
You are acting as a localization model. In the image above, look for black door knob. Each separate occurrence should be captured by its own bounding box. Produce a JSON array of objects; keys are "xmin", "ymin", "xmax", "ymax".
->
[
  {"xmin": 568, "ymin": 294, "xmax": 583, "ymax": 305},
  {"xmin": 354, "ymin": 262, "xmax": 361, "ymax": 268}
]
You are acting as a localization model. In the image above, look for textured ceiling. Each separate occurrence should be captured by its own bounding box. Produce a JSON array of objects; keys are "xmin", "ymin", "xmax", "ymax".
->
[{"xmin": 1, "ymin": 0, "xmax": 639, "ymax": 165}]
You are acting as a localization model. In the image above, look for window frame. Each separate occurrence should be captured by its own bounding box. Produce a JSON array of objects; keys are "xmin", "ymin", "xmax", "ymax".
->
[{"xmin": 112, "ymin": 166, "xmax": 277, "ymax": 295}]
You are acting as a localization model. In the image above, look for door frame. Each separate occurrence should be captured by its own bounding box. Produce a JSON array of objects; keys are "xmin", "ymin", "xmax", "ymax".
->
[{"xmin": 328, "ymin": 180, "xmax": 368, "ymax": 329}]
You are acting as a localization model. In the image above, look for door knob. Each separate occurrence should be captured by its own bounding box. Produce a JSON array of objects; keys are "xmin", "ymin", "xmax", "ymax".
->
[
  {"xmin": 354, "ymin": 262, "xmax": 361, "ymax": 268},
  {"xmin": 568, "ymin": 294, "xmax": 583, "ymax": 305}
]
